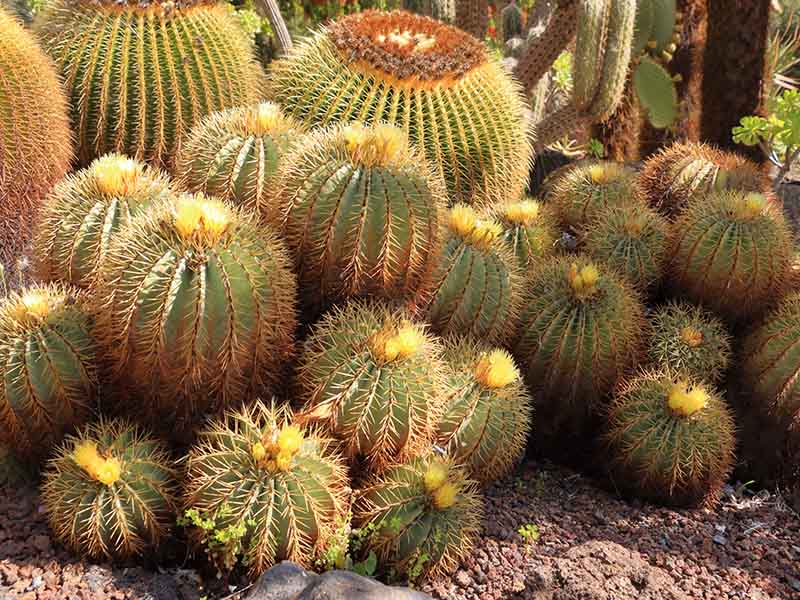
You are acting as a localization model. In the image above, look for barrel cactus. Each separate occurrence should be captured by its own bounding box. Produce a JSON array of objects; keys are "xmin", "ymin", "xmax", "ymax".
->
[
  {"xmin": 33, "ymin": 154, "xmax": 173, "ymax": 288},
  {"xmin": 0, "ymin": 284, "xmax": 98, "ymax": 462},
  {"xmin": 669, "ymin": 190, "xmax": 792, "ymax": 322},
  {"xmin": 647, "ymin": 301, "xmax": 731, "ymax": 385},
  {"xmin": 413, "ymin": 204, "xmax": 523, "ymax": 345},
  {"xmin": 34, "ymin": 0, "xmax": 266, "ymax": 170},
  {"xmin": 512, "ymin": 256, "xmax": 645, "ymax": 447},
  {"xmin": 41, "ymin": 419, "xmax": 178, "ymax": 559},
  {"xmin": 267, "ymin": 9, "xmax": 532, "ymax": 205},
  {"xmin": 0, "ymin": 7, "xmax": 72, "ymax": 254},
  {"xmin": 93, "ymin": 194, "xmax": 297, "ymax": 437},
  {"xmin": 296, "ymin": 301, "xmax": 448, "ymax": 470},
  {"xmin": 606, "ymin": 370, "xmax": 735, "ymax": 507},
  {"xmin": 354, "ymin": 454, "xmax": 482, "ymax": 580},
  {"xmin": 437, "ymin": 337, "xmax": 532, "ymax": 485},
  {"xmin": 175, "ymin": 102, "xmax": 306, "ymax": 213},
  {"xmin": 490, "ymin": 199, "xmax": 560, "ymax": 270},
  {"xmin": 271, "ymin": 123, "xmax": 447, "ymax": 315},
  {"xmin": 183, "ymin": 401, "xmax": 349, "ymax": 575}
]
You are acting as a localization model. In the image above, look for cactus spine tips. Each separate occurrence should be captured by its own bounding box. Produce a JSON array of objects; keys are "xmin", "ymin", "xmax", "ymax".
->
[
  {"xmin": 568, "ymin": 262, "xmax": 601, "ymax": 299},
  {"xmin": 72, "ymin": 440, "xmax": 122, "ymax": 486},
  {"xmin": 342, "ymin": 122, "xmax": 411, "ymax": 167},
  {"xmin": 589, "ymin": 163, "xmax": 622, "ymax": 185},
  {"xmin": 447, "ymin": 205, "xmax": 502, "ymax": 250},
  {"xmin": 91, "ymin": 155, "xmax": 143, "ymax": 197},
  {"xmin": 369, "ymin": 322, "xmax": 425, "ymax": 363},
  {"xmin": 251, "ymin": 425, "xmax": 304, "ymax": 473},
  {"xmin": 250, "ymin": 102, "xmax": 288, "ymax": 135},
  {"xmin": 173, "ymin": 195, "xmax": 233, "ymax": 245},
  {"xmin": 502, "ymin": 200, "xmax": 541, "ymax": 225},
  {"xmin": 448, "ymin": 204, "xmax": 479, "ymax": 237},
  {"xmin": 474, "ymin": 349, "xmax": 520, "ymax": 389},
  {"xmin": 667, "ymin": 382, "xmax": 709, "ymax": 417}
]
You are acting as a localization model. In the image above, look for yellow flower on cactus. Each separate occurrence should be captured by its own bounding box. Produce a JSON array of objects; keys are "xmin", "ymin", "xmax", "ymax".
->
[
  {"xmin": 680, "ymin": 326, "xmax": 704, "ymax": 348},
  {"xmin": 432, "ymin": 481, "xmax": 458, "ymax": 510},
  {"xmin": 277, "ymin": 425, "xmax": 304, "ymax": 455},
  {"xmin": 502, "ymin": 200, "xmax": 541, "ymax": 225},
  {"xmin": 448, "ymin": 204, "xmax": 478, "ymax": 237},
  {"xmin": 474, "ymin": 349, "xmax": 520, "ymax": 389},
  {"xmin": 95, "ymin": 457, "xmax": 122, "ymax": 486},
  {"xmin": 251, "ymin": 442, "xmax": 267, "ymax": 462},
  {"xmin": 568, "ymin": 262, "xmax": 601, "ymax": 298},
  {"xmin": 19, "ymin": 291, "xmax": 50, "ymax": 320},
  {"xmin": 93, "ymin": 155, "xmax": 141, "ymax": 197},
  {"xmin": 468, "ymin": 220, "xmax": 503, "ymax": 250},
  {"xmin": 424, "ymin": 461, "xmax": 449, "ymax": 493},
  {"xmin": 668, "ymin": 382, "xmax": 709, "ymax": 417}
]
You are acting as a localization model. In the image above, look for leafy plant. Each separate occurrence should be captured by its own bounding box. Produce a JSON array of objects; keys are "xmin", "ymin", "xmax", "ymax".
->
[{"xmin": 518, "ymin": 523, "xmax": 540, "ymax": 549}]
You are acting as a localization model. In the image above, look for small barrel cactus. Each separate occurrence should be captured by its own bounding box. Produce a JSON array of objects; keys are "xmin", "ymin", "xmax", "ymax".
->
[
  {"xmin": 296, "ymin": 301, "xmax": 448, "ymax": 470},
  {"xmin": 0, "ymin": 284, "xmax": 98, "ymax": 462},
  {"xmin": 512, "ymin": 256, "xmax": 645, "ymax": 447},
  {"xmin": 437, "ymin": 337, "xmax": 532, "ymax": 485},
  {"xmin": 647, "ymin": 301, "xmax": 731, "ymax": 384},
  {"xmin": 550, "ymin": 161, "xmax": 642, "ymax": 230},
  {"xmin": 640, "ymin": 142, "xmax": 770, "ymax": 218},
  {"xmin": 271, "ymin": 123, "xmax": 447, "ymax": 315},
  {"xmin": 354, "ymin": 454, "xmax": 482, "ymax": 580},
  {"xmin": 413, "ymin": 204, "xmax": 523, "ymax": 345},
  {"xmin": 605, "ymin": 370, "xmax": 735, "ymax": 507},
  {"xmin": 93, "ymin": 194, "xmax": 297, "ymax": 437},
  {"xmin": 582, "ymin": 203, "xmax": 670, "ymax": 291},
  {"xmin": 183, "ymin": 401, "xmax": 350, "ymax": 576},
  {"xmin": 41, "ymin": 419, "xmax": 178, "ymax": 559},
  {"xmin": 490, "ymin": 198, "xmax": 560, "ymax": 270},
  {"xmin": 175, "ymin": 102, "xmax": 306, "ymax": 213},
  {"xmin": 669, "ymin": 190, "xmax": 792, "ymax": 322},
  {"xmin": 33, "ymin": 154, "xmax": 173, "ymax": 288}
]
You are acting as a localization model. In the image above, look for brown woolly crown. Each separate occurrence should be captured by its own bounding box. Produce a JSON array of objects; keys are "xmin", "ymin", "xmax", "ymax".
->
[{"xmin": 327, "ymin": 10, "xmax": 487, "ymax": 82}]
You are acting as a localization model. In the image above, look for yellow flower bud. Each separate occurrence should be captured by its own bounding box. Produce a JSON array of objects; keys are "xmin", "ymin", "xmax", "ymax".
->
[{"xmin": 432, "ymin": 482, "xmax": 458, "ymax": 509}]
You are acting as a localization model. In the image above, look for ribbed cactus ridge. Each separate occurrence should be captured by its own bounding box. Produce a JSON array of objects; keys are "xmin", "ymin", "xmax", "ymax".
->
[
  {"xmin": 550, "ymin": 161, "xmax": 643, "ymax": 229},
  {"xmin": 669, "ymin": 190, "xmax": 792, "ymax": 322},
  {"xmin": 34, "ymin": 0, "xmax": 266, "ymax": 170},
  {"xmin": 296, "ymin": 301, "xmax": 448, "ymax": 470},
  {"xmin": 512, "ymin": 255, "xmax": 645, "ymax": 445},
  {"xmin": 605, "ymin": 370, "xmax": 735, "ymax": 507},
  {"xmin": 41, "ymin": 419, "xmax": 178, "ymax": 559},
  {"xmin": 92, "ymin": 194, "xmax": 297, "ymax": 437},
  {"xmin": 582, "ymin": 203, "xmax": 670, "ymax": 291},
  {"xmin": 271, "ymin": 123, "xmax": 447, "ymax": 314},
  {"xmin": 437, "ymin": 337, "xmax": 532, "ymax": 484},
  {"xmin": 647, "ymin": 301, "xmax": 731, "ymax": 384},
  {"xmin": 183, "ymin": 401, "xmax": 350, "ymax": 575},
  {"xmin": 0, "ymin": 284, "xmax": 98, "ymax": 462},
  {"xmin": 0, "ymin": 7, "xmax": 72, "ymax": 253},
  {"xmin": 354, "ymin": 454, "xmax": 483, "ymax": 579},
  {"xmin": 175, "ymin": 102, "xmax": 306, "ymax": 213},
  {"xmin": 491, "ymin": 199, "xmax": 560, "ymax": 270},
  {"xmin": 267, "ymin": 10, "xmax": 532, "ymax": 205},
  {"xmin": 414, "ymin": 204, "xmax": 523, "ymax": 345},
  {"xmin": 33, "ymin": 154, "xmax": 173, "ymax": 289},
  {"xmin": 640, "ymin": 142, "xmax": 770, "ymax": 218},
  {"xmin": 501, "ymin": 0, "xmax": 523, "ymax": 42}
]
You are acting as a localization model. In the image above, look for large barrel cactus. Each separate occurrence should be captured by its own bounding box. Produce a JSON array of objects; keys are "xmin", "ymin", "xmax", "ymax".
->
[
  {"xmin": 271, "ymin": 123, "xmax": 447, "ymax": 314},
  {"xmin": 0, "ymin": 7, "xmax": 72, "ymax": 254},
  {"xmin": 34, "ymin": 0, "xmax": 266, "ymax": 170},
  {"xmin": 267, "ymin": 9, "xmax": 532, "ymax": 205},
  {"xmin": 93, "ymin": 194, "xmax": 297, "ymax": 437},
  {"xmin": 0, "ymin": 284, "xmax": 98, "ymax": 462},
  {"xmin": 33, "ymin": 154, "xmax": 173, "ymax": 288}
]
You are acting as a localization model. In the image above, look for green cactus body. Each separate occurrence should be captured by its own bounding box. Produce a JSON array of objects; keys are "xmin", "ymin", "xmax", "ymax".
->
[
  {"xmin": 34, "ymin": 0, "xmax": 266, "ymax": 170},
  {"xmin": 491, "ymin": 199, "xmax": 560, "ymax": 270},
  {"xmin": 0, "ymin": 7, "xmax": 72, "ymax": 254},
  {"xmin": 93, "ymin": 194, "xmax": 297, "ymax": 437},
  {"xmin": 271, "ymin": 123, "xmax": 447, "ymax": 315},
  {"xmin": 605, "ymin": 370, "xmax": 735, "ymax": 507},
  {"xmin": 669, "ymin": 190, "xmax": 792, "ymax": 322},
  {"xmin": 175, "ymin": 102, "xmax": 306, "ymax": 214},
  {"xmin": 354, "ymin": 454, "xmax": 482, "ymax": 579},
  {"xmin": 267, "ymin": 10, "xmax": 532, "ymax": 206},
  {"xmin": 33, "ymin": 154, "xmax": 173, "ymax": 289},
  {"xmin": 183, "ymin": 401, "xmax": 350, "ymax": 576},
  {"xmin": 414, "ymin": 205, "xmax": 522, "ymax": 345},
  {"xmin": 501, "ymin": 1, "xmax": 523, "ymax": 42},
  {"xmin": 296, "ymin": 301, "xmax": 448, "ymax": 470},
  {"xmin": 633, "ymin": 56, "xmax": 678, "ymax": 129},
  {"xmin": 582, "ymin": 203, "xmax": 670, "ymax": 291},
  {"xmin": 512, "ymin": 256, "xmax": 645, "ymax": 446},
  {"xmin": 437, "ymin": 337, "xmax": 532, "ymax": 485},
  {"xmin": 647, "ymin": 301, "xmax": 731, "ymax": 384},
  {"xmin": 41, "ymin": 419, "xmax": 178, "ymax": 559},
  {"xmin": 0, "ymin": 284, "xmax": 98, "ymax": 462}
]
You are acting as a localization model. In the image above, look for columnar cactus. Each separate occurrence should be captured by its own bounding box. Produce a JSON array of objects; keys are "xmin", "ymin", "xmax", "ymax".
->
[
  {"xmin": 501, "ymin": 0, "xmax": 524, "ymax": 42},
  {"xmin": 34, "ymin": 0, "xmax": 266, "ymax": 170},
  {"xmin": 175, "ymin": 102, "xmax": 306, "ymax": 213},
  {"xmin": 271, "ymin": 123, "xmax": 447, "ymax": 314},
  {"xmin": 41, "ymin": 419, "xmax": 178, "ymax": 559},
  {"xmin": 605, "ymin": 370, "xmax": 735, "ymax": 507},
  {"xmin": 33, "ymin": 154, "xmax": 173, "ymax": 288},
  {"xmin": 0, "ymin": 7, "xmax": 72, "ymax": 254},
  {"xmin": 267, "ymin": 10, "xmax": 532, "ymax": 205},
  {"xmin": 354, "ymin": 454, "xmax": 482, "ymax": 579},
  {"xmin": 669, "ymin": 190, "xmax": 792, "ymax": 322},
  {"xmin": 490, "ymin": 199, "xmax": 560, "ymax": 270},
  {"xmin": 413, "ymin": 204, "xmax": 523, "ymax": 345},
  {"xmin": 437, "ymin": 337, "xmax": 532, "ymax": 484},
  {"xmin": 183, "ymin": 401, "xmax": 350, "ymax": 575},
  {"xmin": 0, "ymin": 284, "xmax": 98, "ymax": 462},
  {"xmin": 93, "ymin": 194, "xmax": 297, "ymax": 437},
  {"xmin": 296, "ymin": 301, "xmax": 448, "ymax": 470}
]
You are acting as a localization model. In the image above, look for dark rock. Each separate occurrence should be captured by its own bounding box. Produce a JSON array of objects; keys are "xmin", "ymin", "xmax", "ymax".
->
[{"xmin": 246, "ymin": 562, "xmax": 317, "ymax": 600}]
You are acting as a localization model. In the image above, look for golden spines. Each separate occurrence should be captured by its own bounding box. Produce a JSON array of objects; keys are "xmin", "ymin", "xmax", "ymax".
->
[{"xmin": 342, "ymin": 122, "xmax": 411, "ymax": 167}]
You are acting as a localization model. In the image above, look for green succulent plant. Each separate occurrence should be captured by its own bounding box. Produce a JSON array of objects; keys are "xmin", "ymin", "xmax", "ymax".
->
[
  {"xmin": 490, "ymin": 198, "xmax": 560, "ymax": 270},
  {"xmin": 501, "ymin": 0, "xmax": 523, "ymax": 42}
]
